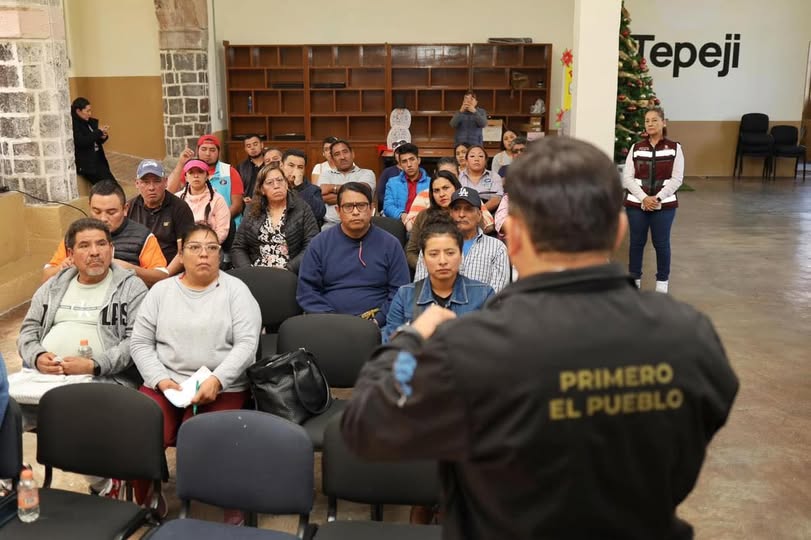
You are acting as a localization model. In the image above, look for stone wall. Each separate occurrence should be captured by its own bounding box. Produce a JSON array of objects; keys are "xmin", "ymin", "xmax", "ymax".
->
[
  {"xmin": 161, "ymin": 49, "xmax": 210, "ymax": 157},
  {"xmin": 0, "ymin": 1, "xmax": 77, "ymax": 203}
]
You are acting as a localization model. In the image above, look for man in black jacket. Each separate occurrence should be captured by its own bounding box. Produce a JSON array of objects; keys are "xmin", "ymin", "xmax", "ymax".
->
[
  {"xmin": 342, "ymin": 136, "xmax": 739, "ymax": 540},
  {"xmin": 282, "ymin": 148, "xmax": 326, "ymax": 227},
  {"xmin": 236, "ymin": 133, "xmax": 265, "ymax": 205}
]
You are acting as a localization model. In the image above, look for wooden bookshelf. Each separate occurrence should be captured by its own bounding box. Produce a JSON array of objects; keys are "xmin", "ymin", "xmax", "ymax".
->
[{"xmin": 224, "ymin": 42, "xmax": 552, "ymax": 174}]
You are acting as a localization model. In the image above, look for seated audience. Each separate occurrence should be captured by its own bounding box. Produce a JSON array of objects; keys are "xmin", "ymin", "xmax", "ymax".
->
[
  {"xmin": 310, "ymin": 136, "xmax": 339, "ymax": 183},
  {"xmin": 383, "ymin": 143, "xmax": 430, "ymax": 223},
  {"xmin": 384, "ymin": 215, "xmax": 494, "ymax": 342},
  {"xmin": 281, "ymin": 148, "xmax": 326, "ymax": 226},
  {"xmin": 415, "ymin": 187, "xmax": 509, "ymax": 292},
  {"xmin": 494, "ymin": 137, "xmax": 528, "ymax": 234},
  {"xmin": 263, "ymin": 146, "xmax": 283, "ymax": 167},
  {"xmin": 128, "ymin": 159, "xmax": 195, "ymax": 275},
  {"xmin": 405, "ymin": 171, "xmax": 494, "ymax": 269},
  {"xmin": 376, "ymin": 139, "xmax": 409, "ymax": 211},
  {"xmin": 236, "ymin": 134, "xmax": 265, "ymax": 205},
  {"xmin": 177, "ymin": 159, "xmax": 230, "ymax": 244},
  {"xmin": 403, "ymin": 157, "xmax": 466, "ymax": 231},
  {"xmin": 318, "ymin": 140, "xmax": 376, "ymax": 229},
  {"xmin": 167, "ymin": 134, "xmax": 245, "ymax": 227},
  {"xmin": 130, "ymin": 223, "xmax": 261, "ymax": 521},
  {"xmin": 460, "ymin": 145, "xmax": 503, "ymax": 213},
  {"xmin": 495, "ymin": 136, "xmax": 528, "ymax": 179},
  {"xmin": 43, "ymin": 180, "xmax": 168, "ymax": 287},
  {"xmin": 231, "ymin": 163, "xmax": 319, "ymax": 273},
  {"xmin": 454, "ymin": 143, "xmax": 470, "ymax": 175},
  {"xmin": 297, "ymin": 182, "xmax": 410, "ymax": 327},
  {"xmin": 342, "ymin": 136, "xmax": 739, "ymax": 540},
  {"xmin": 491, "ymin": 128, "xmax": 518, "ymax": 175}
]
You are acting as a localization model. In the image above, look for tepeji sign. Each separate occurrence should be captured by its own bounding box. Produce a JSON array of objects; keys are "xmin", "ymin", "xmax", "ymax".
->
[{"xmin": 632, "ymin": 33, "xmax": 741, "ymax": 77}]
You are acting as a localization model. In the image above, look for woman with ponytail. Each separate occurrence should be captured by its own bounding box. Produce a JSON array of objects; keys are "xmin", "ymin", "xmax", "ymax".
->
[{"xmin": 177, "ymin": 159, "xmax": 230, "ymax": 244}]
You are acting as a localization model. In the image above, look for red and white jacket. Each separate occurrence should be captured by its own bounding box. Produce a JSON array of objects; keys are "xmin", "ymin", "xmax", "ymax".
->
[{"xmin": 622, "ymin": 137, "xmax": 684, "ymax": 209}]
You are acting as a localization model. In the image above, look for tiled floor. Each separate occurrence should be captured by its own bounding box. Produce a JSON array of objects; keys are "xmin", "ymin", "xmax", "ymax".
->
[{"xmin": 1, "ymin": 167, "xmax": 810, "ymax": 538}]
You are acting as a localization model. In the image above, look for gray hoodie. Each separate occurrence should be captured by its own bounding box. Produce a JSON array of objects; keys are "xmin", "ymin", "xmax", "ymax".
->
[{"xmin": 17, "ymin": 265, "xmax": 148, "ymax": 387}]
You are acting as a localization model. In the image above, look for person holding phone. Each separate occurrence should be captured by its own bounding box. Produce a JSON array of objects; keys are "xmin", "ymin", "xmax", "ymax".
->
[{"xmin": 450, "ymin": 91, "xmax": 488, "ymax": 146}]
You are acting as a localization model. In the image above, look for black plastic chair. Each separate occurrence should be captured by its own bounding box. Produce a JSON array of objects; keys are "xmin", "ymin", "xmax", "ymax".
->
[
  {"xmin": 277, "ymin": 314, "xmax": 381, "ymax": 450},
  {"xmin": 146, "ymin": 410, "xmax": 314, "ymax": 539},
  {"xmin": 229, "ymin": 266, "xmax": 303, "ymax": 356},
  {"xmin": 0, "ymin": 384, "xmax": 167, "ymax": 540},
  {"xmin": 372, "ymin": 216, "xmax": 407, "ymax": 248},
  {"xmin": 0, "ymin": 398, "xmax": 22, "ymax": 486},
  {"xmin": 312, "ymin": 417, "xmax": 441, "ymax": 540},
  {"xmin": 734, "ymin": 113, "xmax": 773, "ymax": 178},
  {"xmin": 770, "ymin": 125, "xmax": 806, "ymax": 181}
]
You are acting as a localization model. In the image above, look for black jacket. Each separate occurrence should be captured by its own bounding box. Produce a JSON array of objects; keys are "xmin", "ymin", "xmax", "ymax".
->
[
  {"xmin": 342, "ymin": 263, "xmax": 739, "ymax": 540},
  {"xmin": 71, "ymin": 113, "xmax": 111, "ymax": 179},
  {"xmin": 293, "ymin": 180, "xmax": 326, "ymax": 227},
  {"xmin": 231, "ymin": 192, "xmax": 319, "ymax": 274}
]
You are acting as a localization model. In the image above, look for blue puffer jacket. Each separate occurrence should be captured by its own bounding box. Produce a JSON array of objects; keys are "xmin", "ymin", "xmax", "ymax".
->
[
  {"xmin": 383, "ymin": 168, "xmax": 430, "ymax": 218},
  {"xmin": 383, "ymin": 275, "xmax": 495, "ymax": 341}
]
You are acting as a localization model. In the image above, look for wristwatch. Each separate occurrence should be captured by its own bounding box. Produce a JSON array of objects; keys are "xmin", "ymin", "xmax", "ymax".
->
[
  {"xmin": 92, "ymin": 361, "xmax": 101, "ymax": 376},
  {"xmin": 656, "ymin": 196, "xmax": 662, "ymax": 202}
]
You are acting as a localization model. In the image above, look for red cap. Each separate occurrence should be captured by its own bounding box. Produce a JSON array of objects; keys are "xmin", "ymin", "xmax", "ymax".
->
[{"xmin": 197, "ymin": 134, "xmax": 220, "ymax": 149}]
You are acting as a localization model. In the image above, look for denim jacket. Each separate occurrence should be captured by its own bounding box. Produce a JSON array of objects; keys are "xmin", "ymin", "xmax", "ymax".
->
[{"xmin": 383, "ymin": 275, "xmax": 495, "ymax": 342}]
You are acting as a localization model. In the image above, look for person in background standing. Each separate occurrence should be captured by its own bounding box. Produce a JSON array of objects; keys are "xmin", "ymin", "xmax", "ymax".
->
[
  {"xmin": 621, "ymin": 107, "xmax": 684, "ymax": 294},
  {"xmin": 71, "ymin": 97, "xmax": 115, "ymax": 184},
  {"xmin": 237, "ymin": 134, "xmax": 265, "ymax": 206},
  {"xmin": 450, "ymin": 91, "xmax": 487, "ymax": 146}
]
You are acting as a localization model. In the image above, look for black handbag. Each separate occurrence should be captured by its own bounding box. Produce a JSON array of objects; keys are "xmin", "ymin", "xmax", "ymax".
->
[{"xmin": 247, "ymin": 348, "xmax": 332, "ymax": 424}]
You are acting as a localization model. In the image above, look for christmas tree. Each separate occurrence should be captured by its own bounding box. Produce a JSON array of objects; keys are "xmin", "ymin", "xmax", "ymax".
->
[{"xmin": 615, "ymin": 2, "xmax": 660, "ymax": 163}]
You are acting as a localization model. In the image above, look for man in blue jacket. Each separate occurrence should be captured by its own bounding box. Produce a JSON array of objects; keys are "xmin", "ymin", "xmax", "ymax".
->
[
  {"xmin": 297, "ymin": 182, "xmax": 410, "ymax": 328},
  {"xmin": 383, "ymin": 143, "xmax": 430, "ymax": 224}
]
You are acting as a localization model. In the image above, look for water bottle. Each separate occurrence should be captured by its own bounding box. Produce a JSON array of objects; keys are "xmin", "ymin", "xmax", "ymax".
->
[
  {"xmin": 247, "ymin": 95, "xmax": 253, "ymax": 114},
  {"xmin": 78, "ymin": 339, "xmax": 93, "ymax": 359},
  {"xmin": 17, "ymin": 469, "xmax": 39, "ymax": 523}
]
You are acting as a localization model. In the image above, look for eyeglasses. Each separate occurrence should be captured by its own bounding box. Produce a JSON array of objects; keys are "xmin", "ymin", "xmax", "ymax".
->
[
  {"xmin": 339, "ymin": 202, "xmax": 370, "ymax": 213},
  {"xmin": 184, "ymin": 243, "xmax": 221, "ymax": 254},
  {"xmin": 264, "ymin": 178, "xmax": 286, "ymax": 187}
]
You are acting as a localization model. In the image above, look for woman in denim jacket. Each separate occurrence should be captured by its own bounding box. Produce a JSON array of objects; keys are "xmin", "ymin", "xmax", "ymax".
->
[{"xmin": 383, "ymin": 215, "xmax": 494, "ymax": 342}]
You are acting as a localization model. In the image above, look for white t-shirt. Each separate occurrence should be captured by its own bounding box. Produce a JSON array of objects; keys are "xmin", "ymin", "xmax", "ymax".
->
[
  {"xmin": 41, "ymin": 272, "xmax": 113, "ymax": 358},
  {"xmin": 311, "ymin": 161, "xmax": 333, "ymax": 178}
]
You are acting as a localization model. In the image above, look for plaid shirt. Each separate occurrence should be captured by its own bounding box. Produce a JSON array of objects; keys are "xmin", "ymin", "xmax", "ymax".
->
[{"xmin": 415, "ymin": 229, "xmax": 509, "ymax": 292}]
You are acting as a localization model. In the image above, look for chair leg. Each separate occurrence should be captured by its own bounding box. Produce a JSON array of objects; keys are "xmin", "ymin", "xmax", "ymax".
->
[{"xmin": 371, "ymin": 504, "xmax": 384, "ymax": 521}]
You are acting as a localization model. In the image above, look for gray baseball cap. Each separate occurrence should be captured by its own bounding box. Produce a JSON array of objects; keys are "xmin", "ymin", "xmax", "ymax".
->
[{"xmin": 136, "ymin": 159, "xmax": 165, "ymax": 179}]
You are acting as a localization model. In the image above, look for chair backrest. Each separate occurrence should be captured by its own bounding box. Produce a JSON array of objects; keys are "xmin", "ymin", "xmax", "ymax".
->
[
  {"xmin": 277, "ymin": 314, "xmax": 381, "ymax": 388},
  {"xmin": 770, "ymin": 125, "xmax": 799, "ymax": 146},
  {"xmin": 37, "ymin": 384, "xmax": 166, "ymax": 481},
  {"xmin": 0, "ymin": 398, "xmax": 23, "ymax": 481},
  {"xmin": 176, "ymin": 410, "xmax": 313, "ymax": 515},
  {"xmin": 322, "ymin": 417, "xmax": 440, "ymax": 506},
  {"xmin": 740, "ymin": 113, "xmax": 769, "ymax": 134},
  {"xmin": 229, "ymin": 266, "xmax": 302, "ymax": 331},
  {"xmin": 372, "ymin": 217, "xmax": 407, "ymax": 248}
]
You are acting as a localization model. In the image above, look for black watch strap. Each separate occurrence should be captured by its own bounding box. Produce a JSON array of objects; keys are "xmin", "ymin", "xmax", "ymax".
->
[{"xmin": 92, "ymin": 361, "xmax": 101, "ymax": 376}]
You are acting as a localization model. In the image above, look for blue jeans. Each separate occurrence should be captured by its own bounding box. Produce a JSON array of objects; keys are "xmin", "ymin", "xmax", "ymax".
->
[{"xmin": 626, "ymin": 206, "xmax": 676, "ymax": 281}]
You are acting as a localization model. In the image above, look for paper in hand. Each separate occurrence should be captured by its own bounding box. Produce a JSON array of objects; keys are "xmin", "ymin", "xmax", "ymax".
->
[{"xmin": 163, "ymin": 366, "xmax": 213, "ymax": 408}]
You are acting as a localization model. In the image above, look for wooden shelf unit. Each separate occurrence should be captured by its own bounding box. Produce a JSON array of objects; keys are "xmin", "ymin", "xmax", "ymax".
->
[{"xmin": 224, "ymin": 42, "xmax": 552, "ymax": 172}]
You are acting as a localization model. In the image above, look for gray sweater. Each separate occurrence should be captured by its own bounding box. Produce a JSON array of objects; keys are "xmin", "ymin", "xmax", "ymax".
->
[
  {"xmin": 130, "ymin": 272, "xmax": 261, "ymax": 392},
  {"xmin": 17, "ymin": 265, "xmax": 148, "ymax": 387}
]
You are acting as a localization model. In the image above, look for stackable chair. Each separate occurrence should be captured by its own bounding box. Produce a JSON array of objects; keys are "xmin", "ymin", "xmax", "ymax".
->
[
  {"xmin": 734, "ymin": 113, "xmax": 772, "ymax": 178},
  {"xmin": 312, "ymin": 418, "xmax": 441, "ymax": 540},
  {"xmin": 372, "ymin": 216, "xmax": 407, "ymax": 248},
  {"xmin": 0, "ymin": 384, "xmax": 167, "ymax": 540},
  {"xmin": 0, "ymin": 398, "xmax": 22, "ymax": 530},
  {"xmin": 229, "ymin": 266, "xmax": 302, "ymax": 356},
  {"xmin": 276, "ymin": 313, "xmax": 381, "ymax": 450},
  {"xmin": 146, "ymin": 410, "xmax": 314, "ymax": 539},
  {"xmin": 769, "ymin": 125, "xmax": 806, "ymax": 181}
]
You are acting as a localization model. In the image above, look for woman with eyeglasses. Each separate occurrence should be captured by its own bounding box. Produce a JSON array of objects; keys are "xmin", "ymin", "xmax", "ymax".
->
[
  {"xmin": 231, "ymin": 163, "xmax": 319, "ymax": 274},
  {"xmin": 130, "ymin": 223, "xmax": 261, "ymax": 522}
]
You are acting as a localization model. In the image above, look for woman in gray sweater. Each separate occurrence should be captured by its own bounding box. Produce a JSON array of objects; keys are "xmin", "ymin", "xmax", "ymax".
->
[{"xmin": 130, "ymin": 223, "xmax": 261, "ymax": 521}]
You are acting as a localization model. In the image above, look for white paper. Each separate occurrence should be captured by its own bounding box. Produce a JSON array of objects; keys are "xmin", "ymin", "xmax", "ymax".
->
[{"xmin": 163, "ymin": 367, "xmax": 213, "ymax": 408}]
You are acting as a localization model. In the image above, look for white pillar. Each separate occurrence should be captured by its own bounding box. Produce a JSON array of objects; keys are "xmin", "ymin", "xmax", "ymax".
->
[{"xmin": 570, "ymin": 0, "xmax": 621, "ymax": 158}]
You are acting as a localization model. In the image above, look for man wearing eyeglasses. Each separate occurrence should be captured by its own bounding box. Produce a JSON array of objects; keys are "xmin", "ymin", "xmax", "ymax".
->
[
  {"xmin": 317, "ymin": 140, "xmax": 376, "ymax": 230},
  {"xmin": 297, "ymin": 182, "xmax": 410, "ymax": 328}
]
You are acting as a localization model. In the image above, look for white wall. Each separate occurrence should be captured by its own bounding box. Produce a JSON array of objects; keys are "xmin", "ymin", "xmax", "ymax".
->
[
  {"xmin": 208, "ymin": 0, "xmax": 575, "ymax": 132},
  {"xmin": 625, "ymin": 0, "xmax": 811, "ymax": 121},
  {"xmin": 65, "ymin": 0, "xmax": 160, "ymax": 77}
]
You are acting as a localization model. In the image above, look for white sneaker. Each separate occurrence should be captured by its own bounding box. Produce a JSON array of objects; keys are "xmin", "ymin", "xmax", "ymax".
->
[
  {"xmin": 655, "ymin": 280, "xmax": 669, "ymax": 293},
  {"xmin": 634, "ymin": 279, "xmax": 641, "ymax": 289}
]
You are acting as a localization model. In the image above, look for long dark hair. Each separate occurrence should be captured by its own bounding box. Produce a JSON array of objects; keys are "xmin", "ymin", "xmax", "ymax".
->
[
  {"xmin": 428, "ymin": 170, "xmax": 461, "ymax": 210},
  {"xmin": 419, "ymin": 212, "xmax": 463, "ymax": 253},
  {"xmin": 249, "ymin": 162, "xmax": 289, "ymax": 219},
  {"xmin": 180, "ymin": 170, "xmax": 215, "ymax": 223},
  {"xmin": 70, "ymin": 97, "xmax": 91, "ymax": 122}
]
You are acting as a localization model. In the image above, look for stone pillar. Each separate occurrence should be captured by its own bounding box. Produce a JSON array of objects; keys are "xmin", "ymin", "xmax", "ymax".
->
[
  {"xmin": 0, "ymin": 0, "xmax": 77, "ymax": 203},
  {"xmin": 154, "ymin": 0, "xmax": 210, "ymax": 159}
]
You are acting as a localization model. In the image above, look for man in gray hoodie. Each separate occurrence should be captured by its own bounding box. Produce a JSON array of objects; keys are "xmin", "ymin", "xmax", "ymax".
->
[{"xmin": 18, "ymin": 217, "xmax": 148, "ymax": 388}]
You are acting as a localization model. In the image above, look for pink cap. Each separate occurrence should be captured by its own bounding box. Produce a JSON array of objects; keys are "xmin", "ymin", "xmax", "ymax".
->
[{"xmin": 183, "ymin": 159, "xmax": 209, "ymax": 175}]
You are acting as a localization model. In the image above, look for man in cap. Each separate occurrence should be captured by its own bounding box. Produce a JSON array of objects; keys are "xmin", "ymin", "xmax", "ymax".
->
[
  {"xmin": 415, "ymin": 186, "xmax": 509, "ymax": 292},
  {"xmin": 127, "ymin": 159, "xmax": 195, "ymax": 275}
]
